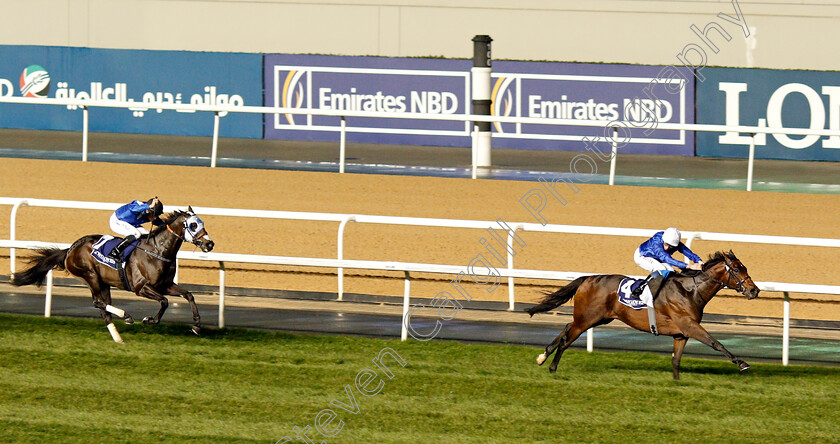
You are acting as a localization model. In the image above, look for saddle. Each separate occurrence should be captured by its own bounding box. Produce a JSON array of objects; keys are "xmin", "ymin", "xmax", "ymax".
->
[
  {"xmin": 90, "ymin": 235, "xmax": 139, "ymax": 290},
  {"xmin": 617, "ymin": 274, "xmax": 668, "ymax": 336},
  {"xmin": 617, "ymin": 278, "xmax": 648, "ymax": 310}
]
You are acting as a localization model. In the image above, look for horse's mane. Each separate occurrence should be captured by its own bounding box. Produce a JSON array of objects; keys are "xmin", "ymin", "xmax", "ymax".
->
[
  {"xmin": 677, "ymin": 251, "xmax": 733, "ymax": 277},
  {"xmin": 150, "ymin": 210, "xmax": 185, "ymax": 236}
]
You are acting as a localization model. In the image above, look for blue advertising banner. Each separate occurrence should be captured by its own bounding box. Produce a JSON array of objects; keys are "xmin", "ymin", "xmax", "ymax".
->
[
  {"xmin": 264, "ymin": 55, "xmax": 695, "ymax": 155},
  {"xmin": 0, "ymin": 46, "xmax": 262, "ymax": 138},
  {"xmin": 697, "ymin": 67, "xmax": 840, "ymax": 161},
  {"xmin": 491, "ymin": 61, "xmax": 694, "ymax": 155},
  {"xmin": 264, "ymin": 54, "xmax": 472, "ymax": 146}
]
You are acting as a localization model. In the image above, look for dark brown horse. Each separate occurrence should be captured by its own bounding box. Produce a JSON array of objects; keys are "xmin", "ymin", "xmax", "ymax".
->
[
  {"xmin": 527, "ymin": 251, "xmax": 759, "ymax": 379},
  {"xmin": 10, "ymin": 207, "xmax": 214, "ymax": 342}
]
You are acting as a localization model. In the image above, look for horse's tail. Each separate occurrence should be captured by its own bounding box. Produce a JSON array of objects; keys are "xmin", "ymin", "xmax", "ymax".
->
[
  {"xmin": 526, "ymin": 276, "xmax": 587, "ymax": 317},
  {"xmin": 10, "ymin": 247, "xmax": 69, "ymax": 288}
]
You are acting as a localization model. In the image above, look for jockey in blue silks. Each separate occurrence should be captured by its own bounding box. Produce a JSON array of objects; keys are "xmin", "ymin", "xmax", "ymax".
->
[
  {"xmin": 630, "ymin": 227, "xmax": 703, "ymax": 305},
  {"xmin": 108, "ymin": 197, "xmax": 164, "ymax": 260}
]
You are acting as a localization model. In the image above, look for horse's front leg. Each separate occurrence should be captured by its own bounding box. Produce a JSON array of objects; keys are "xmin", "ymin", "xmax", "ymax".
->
[
  {"xmin": 678, "ymin": 320, "xmax": 750, "ymax": 373},
  {"xmin": 165, "ymin": 283, "xmax": 202, "ymax": 336},
  {"xmin": 137, "ymin": 283, "xmax": 169, "ymax": 325},
  {"xmin": 672, "ymin": 336, "xmax": 688, "ymax": 380}
]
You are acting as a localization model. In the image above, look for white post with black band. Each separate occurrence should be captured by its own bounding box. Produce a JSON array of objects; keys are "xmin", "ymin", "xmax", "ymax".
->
[{"xmin": 471, "ymin": 35, "xmax": 493, "ymax": 169}]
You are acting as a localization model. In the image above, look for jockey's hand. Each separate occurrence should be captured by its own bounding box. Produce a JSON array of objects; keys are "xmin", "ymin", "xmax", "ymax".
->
[{"xmin": 687, "ymin": 262, "xmax": 702, "ymax": 271}]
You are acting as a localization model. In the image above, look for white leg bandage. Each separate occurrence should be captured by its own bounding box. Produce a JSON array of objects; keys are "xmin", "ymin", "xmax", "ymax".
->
[
  {"xmin": 105, "ymin": 304, "xmax": 126, "ymax": 318},
  {"xmin": 106, "ymin": 323, "xmax": 124, "ymax": 343}
]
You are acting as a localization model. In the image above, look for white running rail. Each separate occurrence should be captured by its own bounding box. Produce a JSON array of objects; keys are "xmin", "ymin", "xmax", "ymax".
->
[{"xmin": 3, "ymin": 197, "xmax": 840, "ymax": 365}]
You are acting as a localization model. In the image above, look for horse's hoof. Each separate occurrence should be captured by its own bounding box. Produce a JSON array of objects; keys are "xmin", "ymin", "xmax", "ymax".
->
[
  {"xmin": 191, "ymin": 325, "xmax": 201, "ymax": 336},
  {"xmin": 124, "ymin": 315, "xmax": 134, "ymax": 325},
  {"xmin": 739, "ymin": 361, "xmax": 751, "ymax": 372},
  {"xmin": 142, "ymin": 316, "xmax": 155, "ymax": 324},
  {"xmin": 549, "ymin": 365, "xmax": 558, "ymax": 374},
  {"xmin": 536, "ymin": 353, "xmax": 547, "ymax": 366}
]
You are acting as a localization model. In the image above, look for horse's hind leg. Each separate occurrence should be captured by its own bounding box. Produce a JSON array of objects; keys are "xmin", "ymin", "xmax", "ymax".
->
[
  {"xmin": 82, "ymin": 274, "xmax": 124, "ymax": 343},
  {"xmin": 98, "ymin": 284, "xmax": 134, "ymax": 325},
  {"xmin": 537, "ymin": 322, "xmax": 573, "ymax": 366},
  {"xmin": 548, "ymin": 323, "xmax": 587, "ymax": 373}
]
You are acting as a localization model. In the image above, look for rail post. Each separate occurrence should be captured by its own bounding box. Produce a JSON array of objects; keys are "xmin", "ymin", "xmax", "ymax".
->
[
  {"xmin": 685, "ymin": 232, "xmax": 700, "ymax": 249},
  {"xmin": 471, "ymin": 124, "xmax": 478, "ymax": 179},
  {"xmin": 44, "ymin": 269, "xmax": 53, "ymax": 318},
  {"xmin": 337, "ymin": 215, "xmax": 356, "ymax": 300},
  {"xmin": 506, "ymin": 225, "xmax": 523, "ymax": 311},
  {"xmin": 401, "ymin": 271, "xmax": 411, "ymax": 341},
  {"xmin": 219, "ymin": 261, "xmax": 226, "ymax": 328},
  {"xmin": 783, "ymin": 291, "xmax": 790, "ymax": 366},
  {"xmin": 747, "ymin": 132, "xmax": 756, "ymax": 192},
  {"xmin": 609, "ymin": 127, "xmax": 618, "ymax": 186},
  {"xmin": 211, "ymin": 111, "xmax": 220, "ymax": 168},
  {"xmin": 82, "ymin": 106, "xmax": 89, "ymax": 162},
  {"xmin": 340, "ymin": 116, "xmax": 347, "ymax": 174},
  {"xmin": 9, "ymin": 199, "xmax": 28, "ymax": 276}
]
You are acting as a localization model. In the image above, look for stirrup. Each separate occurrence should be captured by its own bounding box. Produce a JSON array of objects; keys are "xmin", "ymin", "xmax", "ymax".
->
[{"xmin": 629, "ymin": 285, "xmax": 645, "ymax": 300}]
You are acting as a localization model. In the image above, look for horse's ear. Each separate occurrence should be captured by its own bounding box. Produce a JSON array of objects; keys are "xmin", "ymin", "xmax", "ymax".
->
[
  {"xmin": 728, "ymin": 249, "xmax": 735, "ymax": 258},
  {"xmin": 187, "ymin": 205, "xmax": 194, "ymax": 213}
]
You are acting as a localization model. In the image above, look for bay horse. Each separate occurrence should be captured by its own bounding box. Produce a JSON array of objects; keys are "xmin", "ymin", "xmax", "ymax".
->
[
  {"xmin": 10, "ymin": 207, "xmax": 214, "ymax": 342},
  {"xmin": 526, "ymin": 251, "xmax": 759, "ymax": 379}
]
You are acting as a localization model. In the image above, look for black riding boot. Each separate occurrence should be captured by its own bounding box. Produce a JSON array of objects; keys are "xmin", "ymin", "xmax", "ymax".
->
[
  {"xmin": 630, "ymin": 273, "xmax": 655, "ymax": 299},
  {"xmin": 108, "ymin": 235, "xmax": 136, "ymax": 261}
]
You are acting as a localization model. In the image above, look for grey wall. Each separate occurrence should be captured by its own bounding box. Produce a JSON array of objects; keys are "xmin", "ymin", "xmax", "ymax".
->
[{"xmin": 2, "ymin": 1, "xmax": 838, "ymax": 70}]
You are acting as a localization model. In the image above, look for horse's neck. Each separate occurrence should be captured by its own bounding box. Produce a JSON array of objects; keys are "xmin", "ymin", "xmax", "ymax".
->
[
  {"xmin": 149, "ymin": 224, "xmax": 183, "ymax": 257},
  {"xmin": 691, "ymin": 268, "xmax": 727, "ymax": 307}
]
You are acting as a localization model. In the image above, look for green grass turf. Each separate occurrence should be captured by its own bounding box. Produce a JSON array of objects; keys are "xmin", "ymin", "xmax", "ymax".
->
[{"xmin": 0, "ymin": 313, "xmax": 838, "ymax": 443}]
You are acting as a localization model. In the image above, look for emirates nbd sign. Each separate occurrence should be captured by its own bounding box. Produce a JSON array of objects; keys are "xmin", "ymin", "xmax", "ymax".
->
[{"xmin": 697, "ymin": 67, "xmax": 840, "ymax": 161}]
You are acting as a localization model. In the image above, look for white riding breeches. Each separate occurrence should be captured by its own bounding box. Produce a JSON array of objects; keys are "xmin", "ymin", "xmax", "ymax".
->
[
  {"xmin": 110, "ymin": 213, "xmax": 148, "ymax": 238},
  {"xmin": 633, "ymin": 248, "xmax": 674, "ymax": 307},
  {"xmin": 633, "ymin": 248, "xmax": 675, "ymax": 274}
]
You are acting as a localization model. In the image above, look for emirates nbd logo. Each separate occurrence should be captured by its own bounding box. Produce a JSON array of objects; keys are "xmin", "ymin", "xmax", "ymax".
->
[
  {"xmin": 491, "ymin": 76, "xmax": 514, "ymax": 133},
  {"xmin": 281, "ymin": 70, "xmax": 306, "ymax": 125}
]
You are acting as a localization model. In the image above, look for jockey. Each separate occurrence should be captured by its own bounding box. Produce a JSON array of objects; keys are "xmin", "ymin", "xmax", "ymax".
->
[
  {"xmin": 108, "ymin": 197, "xmax": 164, "ymax": 260},
  {"xmin": 630, "ymin": 227, "xmax": 703, "ymax": 303}
]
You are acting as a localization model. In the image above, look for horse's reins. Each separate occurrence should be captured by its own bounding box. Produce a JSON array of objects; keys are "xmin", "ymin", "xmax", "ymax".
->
[
  {"xmin": 701, "ymin": 256, "xmax": 751, "ymax": 294},
  {"xmin": 132, "ymin": 217, "xmax": 184, "ymax": 263},
  {"xmin": 133, "ymin": 213, "xmax": 210, "ymax": 264}
]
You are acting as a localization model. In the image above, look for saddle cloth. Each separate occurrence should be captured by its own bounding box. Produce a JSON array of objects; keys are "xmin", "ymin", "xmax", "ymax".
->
[
  {"xmin": 90, "ymin": 235, "xmax": 139, "ymax": 269},
  {"xmin": 617, "ymin": 277, "xmax": 648, "ymax": 310}
]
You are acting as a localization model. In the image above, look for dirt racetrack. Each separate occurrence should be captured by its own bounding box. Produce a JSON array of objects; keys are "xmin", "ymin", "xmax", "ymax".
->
[{"xmin": 2, "ymin": 157, "xmax": 840, "ymax": 322}]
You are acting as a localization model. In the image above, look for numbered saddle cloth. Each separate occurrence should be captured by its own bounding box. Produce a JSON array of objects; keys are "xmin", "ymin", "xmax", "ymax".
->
[
  {"xmin": 617, "ymin": 277, "xmax": 648, "ymax": 310},
  {"xmin": 90, "ymin": 235, "xmax": 139, "ymax": 269}
]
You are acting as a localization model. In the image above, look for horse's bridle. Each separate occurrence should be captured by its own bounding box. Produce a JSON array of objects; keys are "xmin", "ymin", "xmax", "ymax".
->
[
  {"xmin": 702, "ymin": 255, "xmax": 752, "ymax": 294},
  {"xmin": 164, "ymin": 214, "xmax": 208, "ymax": 246}
]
